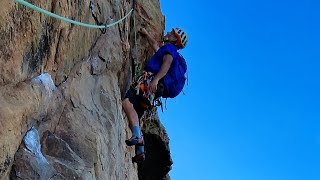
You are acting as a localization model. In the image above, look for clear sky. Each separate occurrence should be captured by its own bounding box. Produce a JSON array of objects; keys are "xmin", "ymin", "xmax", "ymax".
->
[{"xmin": 158, "ymin": 0, "xmax": 320, "ymax": 180}]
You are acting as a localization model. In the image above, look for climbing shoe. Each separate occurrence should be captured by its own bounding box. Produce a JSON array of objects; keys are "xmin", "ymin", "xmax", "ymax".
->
[
  {"xmin": 132, "ymin": 152, "xmax": 145, "ymax": 163},
  {"xmin": 125, "ymin": 136, "xmax": 144, "ymax": 146}
]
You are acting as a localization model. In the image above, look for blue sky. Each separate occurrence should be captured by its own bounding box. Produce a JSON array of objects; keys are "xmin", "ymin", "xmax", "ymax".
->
[{"xmin": 158, "ymin": 0, "xmax": 320, "ymax": 179}]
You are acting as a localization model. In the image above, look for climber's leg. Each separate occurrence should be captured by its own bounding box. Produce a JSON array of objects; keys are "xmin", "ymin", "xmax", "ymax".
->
[{"xmin": 122, "ymin": 88, "xmax": 146, "ymax": 162}]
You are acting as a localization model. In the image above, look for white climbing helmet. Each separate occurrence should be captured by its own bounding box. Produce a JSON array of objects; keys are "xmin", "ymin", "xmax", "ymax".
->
[{"xmin": 173, "ymin": 28, "xmax": 188, "ymax": 49}]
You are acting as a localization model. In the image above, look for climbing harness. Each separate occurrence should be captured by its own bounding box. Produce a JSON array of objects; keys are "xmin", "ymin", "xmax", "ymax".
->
[
  {"xmin": 15, "ymin": 0, "xmax": 133, "ymax": 30},
  {"xmin": 132, "ymin": 72, "xmax": 155, "ymax": 101},
  {"xmin": 131, "ymin": 71, "xmax": 164, "ymax": 111}
]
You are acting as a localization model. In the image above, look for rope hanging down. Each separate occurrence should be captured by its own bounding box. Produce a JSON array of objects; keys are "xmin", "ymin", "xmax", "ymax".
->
[
  {"xmin": 15, "ymin": 0, "xmax": 133, "ymax": 29},
  {"xmin": 132, "ymin": 0, "xmax": 138, "ymax": 78}
]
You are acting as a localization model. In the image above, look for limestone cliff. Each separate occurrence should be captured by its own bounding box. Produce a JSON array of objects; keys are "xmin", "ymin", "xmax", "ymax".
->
[{"xmin": 0, "ymin": 0, "xmax": 172, "ymax": 179}]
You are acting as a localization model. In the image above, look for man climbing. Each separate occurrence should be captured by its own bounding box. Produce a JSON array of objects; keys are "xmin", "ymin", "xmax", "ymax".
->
[{"xmin": 122, "ymin": 27, "xmax": 188, "ymax": 163}]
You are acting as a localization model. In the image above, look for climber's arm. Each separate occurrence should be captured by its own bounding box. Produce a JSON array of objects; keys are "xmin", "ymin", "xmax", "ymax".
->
[
  {"xmin": 139, "ymin": 28, "xmax": 159, "ymax": 52},
  {"xmin": 148, "ymin": 54, "xmax": 173, "ymax": 93}
]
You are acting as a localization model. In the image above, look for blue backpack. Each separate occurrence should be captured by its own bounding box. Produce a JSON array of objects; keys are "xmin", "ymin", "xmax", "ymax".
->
[
  {"xmin": 161, "ymin": 53, "xmax": 187, "ymax": 98},
  {"xmin": 144, "ymin": 44, "xmax": 187, "ymax": 99}
]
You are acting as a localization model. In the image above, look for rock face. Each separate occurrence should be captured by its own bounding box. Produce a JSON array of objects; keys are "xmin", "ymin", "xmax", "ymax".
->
[
  {"xmin": 0, "ymin": 0, "xmax": 172, "ymax": 179},
  {"xmin": 140, "ymin": 114, "xmax": 173, "ymax": 180}
]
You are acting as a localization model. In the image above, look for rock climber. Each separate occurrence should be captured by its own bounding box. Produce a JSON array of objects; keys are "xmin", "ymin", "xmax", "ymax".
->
[{"xmin": 122, "ymin": 27, "xmax": 188, "ymax": 163}]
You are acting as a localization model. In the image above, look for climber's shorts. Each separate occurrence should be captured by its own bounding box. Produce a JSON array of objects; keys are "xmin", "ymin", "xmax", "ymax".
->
[
  {"xmin": 124, "ymin": 88, "xmax": 151, "ymax": 119},
  {"xmin": 123, "ymin": 72, "xmax": 165, "ymax": 118}
]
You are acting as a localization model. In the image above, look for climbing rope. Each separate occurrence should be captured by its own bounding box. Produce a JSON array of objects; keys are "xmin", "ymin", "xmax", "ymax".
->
[
  {"xmin": 133, "ymin": 0, "xmax": 138, "ymax": 58},
  {"xmin": 132, "ymin": 0, "xmax": 139, "ymax": 79},
  {"xmin": 15, "ymin": 0, "xmax": 133, "ymax": 29},
  {"xmin": 133, "ymin": 1, "xmax": 137, "ymax": 76}
]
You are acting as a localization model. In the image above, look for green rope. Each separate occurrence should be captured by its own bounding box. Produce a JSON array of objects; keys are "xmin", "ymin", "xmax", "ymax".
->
[{"xmin": 15, "ymin": 0, "xmax": 133, "ymax": 29}]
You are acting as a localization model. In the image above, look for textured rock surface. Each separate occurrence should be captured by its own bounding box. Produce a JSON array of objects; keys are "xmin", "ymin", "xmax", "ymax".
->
[
  {"xmin": 0, "ymin": 0, "xmax": 172, "ymax": 179},
  {"xmin": 140, "ymin": 113, "xmax": 173, "ymax": 180}
]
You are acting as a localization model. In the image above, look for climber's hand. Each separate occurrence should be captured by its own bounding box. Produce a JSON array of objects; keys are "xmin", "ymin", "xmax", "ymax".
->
[{"xmin": 148, "ymin": 78, "xmax": 158, "ymax": 94}]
